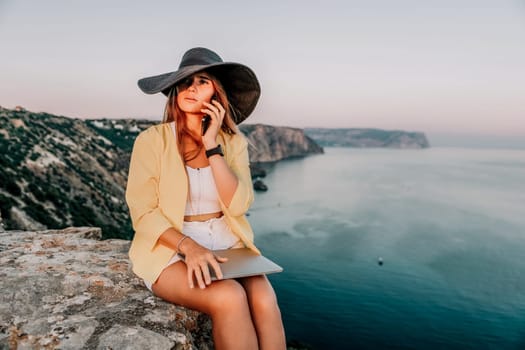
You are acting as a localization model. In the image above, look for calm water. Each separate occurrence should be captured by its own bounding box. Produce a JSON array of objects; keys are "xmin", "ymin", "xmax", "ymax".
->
[{"xmin": 248, "ymin": 147, "xmax": 525, "ymax": 350}]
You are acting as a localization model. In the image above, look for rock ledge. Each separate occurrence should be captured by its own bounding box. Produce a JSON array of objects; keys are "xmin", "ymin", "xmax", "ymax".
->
[{"xmin": 0, "ymin": 227, "xmax": 213, "ymax": 350}]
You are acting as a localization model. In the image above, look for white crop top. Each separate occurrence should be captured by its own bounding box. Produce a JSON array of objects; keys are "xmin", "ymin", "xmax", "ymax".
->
[
  {"xmin": 184, "ymin": 166, "xmax": 222, "ymax": 216},
  {"xmin": 169, "ymin": 122, "xmax": 222, "ymax": 216}
]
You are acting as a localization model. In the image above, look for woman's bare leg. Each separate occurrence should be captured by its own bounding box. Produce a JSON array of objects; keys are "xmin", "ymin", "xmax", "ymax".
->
[
  {"xmin": 152, "ymin": 262, "xmax": 258, "ymax": 350},
  {"xmin": 238, "ymin": 275, "xmax": 286, "ymax": 350}
]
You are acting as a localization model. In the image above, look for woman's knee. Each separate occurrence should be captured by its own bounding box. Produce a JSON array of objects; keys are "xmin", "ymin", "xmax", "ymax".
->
[
  {"xmin": 208, "ymin": 280, "xmax": 249, "ymax": 315},
  {"xmin": 244, "ymin": 277, "xmax": 280, "ymax": 315},
  {"xmin": 254, "ymin": 290, "xmax": 280, "ymax": 317}
]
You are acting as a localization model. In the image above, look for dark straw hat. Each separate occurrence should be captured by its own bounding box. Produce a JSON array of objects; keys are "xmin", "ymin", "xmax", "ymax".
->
[{"xmin": 138, "ymin": 47, "xmax": 260, "ymax": 124}]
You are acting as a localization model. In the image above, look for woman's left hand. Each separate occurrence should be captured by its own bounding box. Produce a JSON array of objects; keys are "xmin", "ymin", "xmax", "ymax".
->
[{"xmin": 201, "ymin": 100, "xmax": 225, "ymax": 149}]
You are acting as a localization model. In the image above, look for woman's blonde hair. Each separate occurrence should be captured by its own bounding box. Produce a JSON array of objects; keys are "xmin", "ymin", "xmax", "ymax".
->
[{"xmin": 163, "ymin": 72, "xmax": 238, "ymax": 163}]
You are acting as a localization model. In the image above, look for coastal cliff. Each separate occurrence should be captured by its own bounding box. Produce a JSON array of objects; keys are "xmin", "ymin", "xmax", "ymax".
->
[
  {"xmin": 305, "ymin": 128, "xmax": 430, "ymax": 149},
  {"xmin": 239, "ymin": 124, "xmax": 324, "ymax": 162},
  {"xmin": 0, "ymin": 107, "xmax": 321, "ymax": 238},
  {"xmin": 0, "ymin": 227, "xmax": 213, "ymax": 349}
]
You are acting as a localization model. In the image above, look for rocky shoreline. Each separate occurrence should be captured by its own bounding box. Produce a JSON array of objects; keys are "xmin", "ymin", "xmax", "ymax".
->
[{"xmin": 240, "ymin": 123, "xmax": 325, "ymax": 191}]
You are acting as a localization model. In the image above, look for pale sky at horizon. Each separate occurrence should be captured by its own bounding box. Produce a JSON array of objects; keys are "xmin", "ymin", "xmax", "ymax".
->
[{"xmin": 1, "ymin": 0, "xmax": 524, "ymax": 138}]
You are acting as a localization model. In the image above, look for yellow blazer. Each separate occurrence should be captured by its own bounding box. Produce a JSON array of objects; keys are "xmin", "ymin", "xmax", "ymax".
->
[{"xmin": 126, "ymin": 123, "xmax": 260, "ymax": 284}]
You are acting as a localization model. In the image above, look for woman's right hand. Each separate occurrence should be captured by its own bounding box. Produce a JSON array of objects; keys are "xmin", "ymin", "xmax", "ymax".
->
[{"xmin": 179, "ymin": 238, "xmax": 228, "ymax": 289}]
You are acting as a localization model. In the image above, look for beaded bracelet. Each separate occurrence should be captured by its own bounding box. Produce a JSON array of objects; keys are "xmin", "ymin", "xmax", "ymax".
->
[{"xmin": 176, "ymin": 235, "xmax": 189, "ymax": 254}]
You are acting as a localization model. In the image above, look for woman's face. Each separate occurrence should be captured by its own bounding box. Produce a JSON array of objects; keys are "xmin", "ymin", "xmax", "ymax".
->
[{"xmin": 176, "ymin": 72, "xmax": 216, "ymax": 115}]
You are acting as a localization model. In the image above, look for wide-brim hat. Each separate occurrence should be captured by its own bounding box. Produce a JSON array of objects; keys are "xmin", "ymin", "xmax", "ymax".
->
[{"xmin": 138, "ymin": 47, "xmax": 260, "ymax": 124}]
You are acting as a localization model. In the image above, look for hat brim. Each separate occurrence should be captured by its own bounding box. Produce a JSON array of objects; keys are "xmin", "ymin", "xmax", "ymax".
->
[{"xmin": 137, "ymin": 62, "xmax": 260, "ymax": 124}]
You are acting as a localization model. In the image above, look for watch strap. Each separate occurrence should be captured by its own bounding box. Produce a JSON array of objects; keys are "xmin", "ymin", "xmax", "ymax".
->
[{"xmin": 205, "ymin": 144, "xmax": 224, "ymax": 158}]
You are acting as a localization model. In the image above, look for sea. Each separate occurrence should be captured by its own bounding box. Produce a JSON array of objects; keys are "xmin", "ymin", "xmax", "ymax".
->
[{"xmin": 248, "ymin": 147, "xmax": 525, "ymax": 350}]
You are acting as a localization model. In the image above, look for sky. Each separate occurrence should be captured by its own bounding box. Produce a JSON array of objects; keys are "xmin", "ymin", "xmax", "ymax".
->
[{"xmin": 1, "ymin": 0, "xmax": 524, "ymax": 144}]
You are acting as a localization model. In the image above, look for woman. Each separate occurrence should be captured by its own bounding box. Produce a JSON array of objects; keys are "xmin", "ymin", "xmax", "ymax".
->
[{"xmin": 126, "ymin": 47, "xmax": 286, "ymax": 350}]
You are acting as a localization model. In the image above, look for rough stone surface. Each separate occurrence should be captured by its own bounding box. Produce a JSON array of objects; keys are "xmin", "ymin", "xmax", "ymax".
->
[{"xmin": 0, "ymin": 227, "xmax": 213, "ymax": 350}]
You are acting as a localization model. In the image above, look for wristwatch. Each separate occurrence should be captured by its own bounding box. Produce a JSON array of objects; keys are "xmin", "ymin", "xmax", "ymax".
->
[{"xmin": 205, "ymin": 144, "xmax": 224, "ymax": 158}]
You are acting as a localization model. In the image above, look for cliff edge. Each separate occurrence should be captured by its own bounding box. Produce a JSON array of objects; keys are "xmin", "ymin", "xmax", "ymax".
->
[
  {"xmin": 0, "ymin": 227, "xmax": 213, "ymax": 349},
  {"xmin": 240, "ymin": 124, "xmax": 324, "ymax": 162}
]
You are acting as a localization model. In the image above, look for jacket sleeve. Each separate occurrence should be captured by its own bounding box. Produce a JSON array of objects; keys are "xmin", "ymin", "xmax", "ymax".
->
[
  {"xmin": 125, "ymin": 128, "xmax": 173, "ymax": 251},
  {"xmin": 223, "ymin": 134, "xmax": 254, "ymax": 217}
]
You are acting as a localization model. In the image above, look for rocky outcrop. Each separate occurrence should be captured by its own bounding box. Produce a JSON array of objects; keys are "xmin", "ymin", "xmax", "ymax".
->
[
  {"xmin": 0, "ymin": 227, "xmax": 213, "ymax": 350},
  {"xmin": 0, "ymin": 107, "xmax": 324, "ymax": 238},
  {"xmin": 0, "ymin": 107, "xmax": 133, "ymax": 239},
  {"xmin": 305, "ymin": 128, "xmax": 430, "ymax": 149},
  {"xmin": 239, "ymin": 124, "xmax": 324, "ymax": 162}
]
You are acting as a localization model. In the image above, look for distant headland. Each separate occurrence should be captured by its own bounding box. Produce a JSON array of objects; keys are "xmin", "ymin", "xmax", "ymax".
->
[{"xmin": 305, "ymin": 127, "xmax": 430, "ymax": 149}]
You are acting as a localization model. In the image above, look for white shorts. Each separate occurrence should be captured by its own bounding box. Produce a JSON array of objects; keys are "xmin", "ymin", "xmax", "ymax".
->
[{"xmin": 144, "ymin": 216, "xmax": 242, "ymax": 291}]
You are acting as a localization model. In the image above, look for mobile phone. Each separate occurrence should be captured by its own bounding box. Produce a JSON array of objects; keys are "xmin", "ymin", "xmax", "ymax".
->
[{"xmin": 202, "ymin": 115, "xmax": 211, "ymax": 135}]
